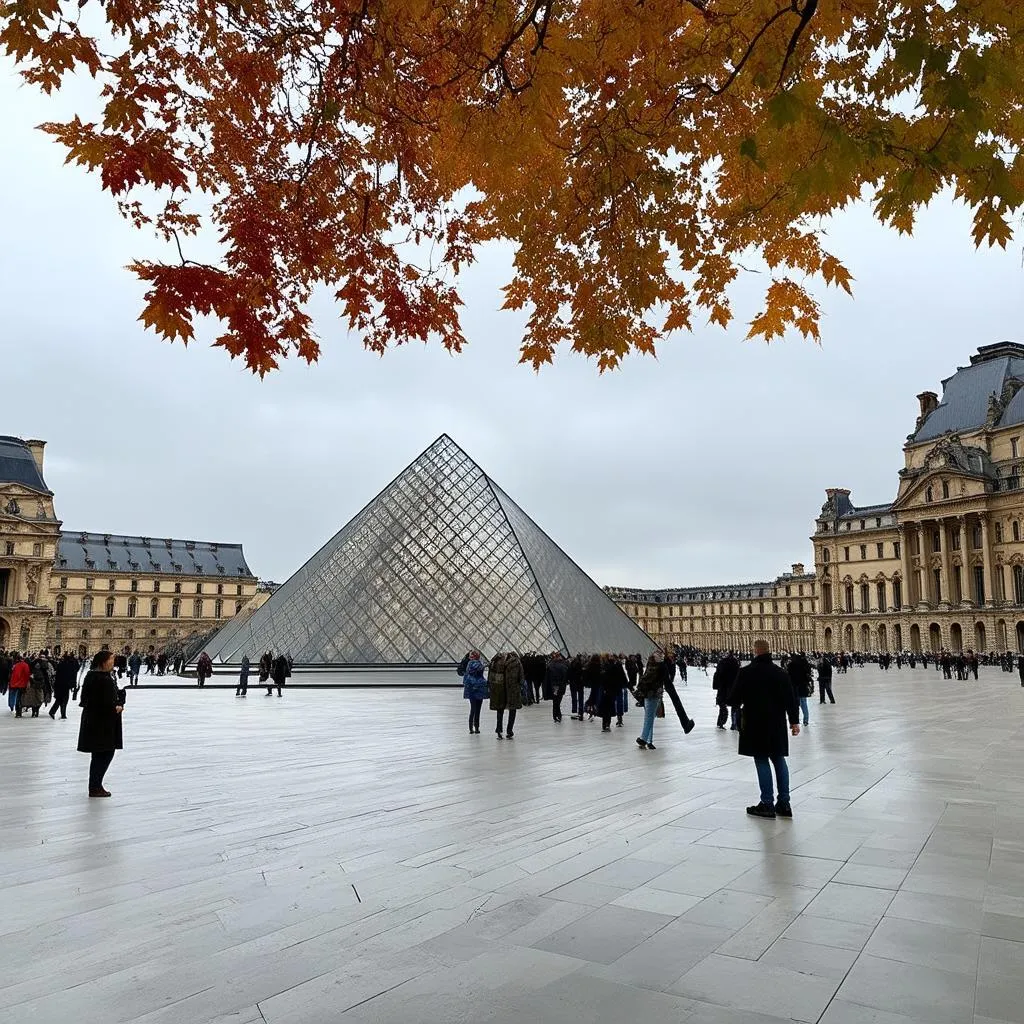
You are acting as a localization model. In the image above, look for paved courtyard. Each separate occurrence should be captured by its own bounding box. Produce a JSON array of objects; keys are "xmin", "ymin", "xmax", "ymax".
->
[{"xmin": 2, "ymin": 664, "xmax": 1023, "ymax": 1024}]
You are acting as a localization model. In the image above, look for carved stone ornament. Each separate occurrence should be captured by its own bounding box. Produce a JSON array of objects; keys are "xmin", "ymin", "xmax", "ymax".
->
[{"xmin": 5, "ymin": 498, "xmax": 19, "ymax": 515}]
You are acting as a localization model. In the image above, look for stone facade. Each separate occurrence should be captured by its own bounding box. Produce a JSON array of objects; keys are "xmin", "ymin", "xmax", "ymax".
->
[
  {"xmin": 605, "ymin": 565, "xmax": 816, "ymax": 653},
  {"xmin": 610, "ymin": 342, "xmax": 1024, "ymax": 656},
  {"xmin": 0, "ymin": 436, "xmax": 259, "ymax": 655}
]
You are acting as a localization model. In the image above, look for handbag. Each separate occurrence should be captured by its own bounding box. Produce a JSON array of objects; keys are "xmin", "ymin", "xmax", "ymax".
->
[{"xmin": 656, "ymin": 699, "xmax": 665, "ymax": 718}]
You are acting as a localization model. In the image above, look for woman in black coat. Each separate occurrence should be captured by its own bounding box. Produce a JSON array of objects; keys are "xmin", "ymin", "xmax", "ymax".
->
[
  {"xmin": 77, "ymin": 650, "xmax": 124, "ymax": 797},
  {"xmin": 49, "ymin": 652, "xmax": 79, "ymax": 719}
]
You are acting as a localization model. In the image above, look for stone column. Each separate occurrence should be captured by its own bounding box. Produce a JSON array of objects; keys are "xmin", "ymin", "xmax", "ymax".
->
[
  {"xmin": 940, "ymin": 517, "xmax": 953, "ymax": 608},
  {"xmin": 980, "ymin": 513, "xmax": 996, "ymax": 607},
  {"xmin": 897, "ymin": 522, "xmax": 912, "ymax": 610}
]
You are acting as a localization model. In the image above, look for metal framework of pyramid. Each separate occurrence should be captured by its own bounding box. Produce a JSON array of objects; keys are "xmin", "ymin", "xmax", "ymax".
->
[{"xmin": 205, "ymin": 435, "xmax": 656, "ymax": 666}]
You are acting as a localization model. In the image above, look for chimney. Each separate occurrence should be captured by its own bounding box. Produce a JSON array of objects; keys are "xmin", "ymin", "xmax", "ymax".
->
[
  {"xmin": 791, "ymin": 563, "xmax": 805, "ymax": 576},
  {"xmin": 917, "ymin": 392, "xmax": 938, "ymax": 419},
  {"xmin": 25, "ymin": 439, "xmax": 46, "ymax": 475}
]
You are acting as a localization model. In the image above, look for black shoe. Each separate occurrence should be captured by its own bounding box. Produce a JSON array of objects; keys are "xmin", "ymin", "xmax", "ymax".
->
[
  {"xmin": 747, "ymin": 802, "xmax": 777, "ymax": 819},
  {"xmin": 684, "ymin": 719, "xmax": 695, "ymax": 734},
  {"xmin": 506, "ymin": 732, "xmax": 514, "ymax": 739},
  {"xmin": 775, "ymin": 802, "xmax": 793, "ymax": 818},
  {"xmin": 601, "ymin": 726, "xmax": 611, "ymax": 732},
  {"xmin": 49, "ymin": 710, "xmax": 56, "ymax": 719},
  {"xmin": 645, "ymin": 742, "xmax": 657, "ymax": 750},
  {"xmin": 717, "ymin": 724, "xmax": 726, "ymax": 730},
  {"xmin": 496, "ymin": 731, "xmax": 503, "ymax": 739},
  {"xmin": 730, "ymin": 725, "xmax": 739, "ymax": 731},
  {"xmin": 636, "ymin": 737, "xmax": 646, "ymax": 748}
]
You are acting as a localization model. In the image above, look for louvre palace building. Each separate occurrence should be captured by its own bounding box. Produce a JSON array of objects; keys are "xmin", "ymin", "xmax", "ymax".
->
[
  {"xmin": 0, "ymin": 435, "xmax": 262, "ymax": 655},
  {"xmin": 608, "ymin": 342, "xmax": 1024, "ymax": 656}
]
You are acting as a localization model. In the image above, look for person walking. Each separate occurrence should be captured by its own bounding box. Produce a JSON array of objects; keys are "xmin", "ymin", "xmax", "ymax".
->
[
  {"xmin": 488, "ymin": 652, "xmax": 521, "ymax": 738},
  {"xmin": 787, "ymin": 652, "xmax": 814, "ymax": 726},
  {"xmin": 77, "ymin": 650, "xmax": 124, "ymax": 797},
  {"xmin": 22, "ymin": 656, "xmax": 47, "ymax": 718},
  {"xmin": 269, "ymin": 652, "xmax": 290, "ymax": 696},
  {"xmin": 196, "ymin": 651, "xmax": 213, "ymax": 687},
  {"xmin": 567, "ymin": 654, "xmax": 584, "ymax": 720},
  {"xmin": 713, "ymin": 652, "xmax": 740, "ymax": 729},
  {"xmin": 49, "ymin": 651, "xmax": 79, "ymax": 719},
  {"xmin": 236, "ymin": 654, "xmax": 250, "ymax": 697},
  {"xmin": 635, "ymin": 653, "xmax": 663, "ymax": 750},
  {"xmin": 8, "ymin": 654, "xmax": 29, "ymax": 716},
  {"xmin": 660, "ymin": 650, "xmax": 695, "ymax": 734},
  {"xmin": 462, "ymin": 651, "xmax": 487, "ymax": 734},
  {"xmin": 601, "ymin": 654, "xmax": 628, "ymax": 732},
  {"xmin": 731, "ymin": 640, "xmax": 800, "ymax": 819},
  {"xmin": 817, "ymin": 655, "xmax": 835, "ymax": 704},
  {"xmin": 545, "ymin": 651, "xmax": 569, "ymax": 723},
  {"xmin": 128, "ymin": 650, "xmax": 142, "ymax": 687}
]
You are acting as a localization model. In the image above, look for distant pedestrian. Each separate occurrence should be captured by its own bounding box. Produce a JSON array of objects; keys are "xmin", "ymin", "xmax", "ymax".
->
[
  {"xmin": 787, "ymin": 653, "xmax": 813, "ymax": 726},
  {"xmin": 462, "ymin": 651, "xmax": 487, "ymax": 734},
  {"xmin": 8, "ymin": 654, "xmax": 29, "ymax": 716},
  {"xmin": 713, "ymin": 653, "xmax": 740, "ymax": 729},
  {"xmin": 268, "ymin": 653, "xmax": 290, "ymax": 696},
  {"xmin": 545, "ymin": 652, "xmax": 568, "ymax": 723},
  {"xmin": 236, "ymin": 654, "xmax": 250, "ymax": 697},
  {"xmin": 196, "ymin": 651, "xmax": 213, "ymax": 687},
  {"xmin": 635, "ymin": 653, "xmax": 663, "ymax": 750},
  {"xmin": 49, "ymin": 651, "xmax": 79, "ymax": 719},
  {"xmin": 128, "ymin": 650, "xmax": 142, "ymax": 687},
  {"xmin": 731, "ymin": 640, "xmax": 800, "ymax": 819},
  {"xmin": 817, "ymin": 655, "xmax": 835, "ymax": 704},
  {"xmin": 77, "ymin": 650, "xmax": 124, "ymax": 798}
]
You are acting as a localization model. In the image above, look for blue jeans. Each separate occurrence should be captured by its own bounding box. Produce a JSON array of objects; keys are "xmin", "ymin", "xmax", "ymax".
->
[
  {"xmin": 799, "ymin": 697, "xmax": 809, "ymax": 725},
  {"xmin": 754, "ymin": 756, "xmax": 790, "ymax": 806},
  {"xmin": 8, "ymin": 688, "xmax": 19, "ymax": 712},
  {"xmin": 640, "ymin": 697, "xmax": 658, "ymax": 743}
]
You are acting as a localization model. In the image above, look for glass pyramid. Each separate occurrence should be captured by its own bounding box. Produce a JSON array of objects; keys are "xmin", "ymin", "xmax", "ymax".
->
[{"xmin": 205, "ymin": 435, "xmax": 657, "ymax": 665}]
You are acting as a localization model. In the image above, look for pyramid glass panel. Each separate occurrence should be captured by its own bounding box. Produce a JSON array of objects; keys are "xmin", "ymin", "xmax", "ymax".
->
[{"xmin": 205, "ymin": 436, "xmax": 656, "ymax": 665}]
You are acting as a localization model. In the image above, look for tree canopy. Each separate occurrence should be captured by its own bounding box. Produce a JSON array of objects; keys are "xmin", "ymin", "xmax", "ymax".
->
[{"xmin": 3, "ymin": 1, "xmax": 1022, "ymax": 373}]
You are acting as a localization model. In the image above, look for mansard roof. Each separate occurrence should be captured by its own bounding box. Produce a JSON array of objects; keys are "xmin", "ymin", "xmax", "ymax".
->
[
  {"xmin": 0, "ymin": 436, "xmax": 48, "ymax": 493},
  {"xmin": 57, "ymin": 531, "xmax": 255, "ymax": 578},
  {"xmin": 913, "ymin": 342, "xmax": 1024, "ymax": 443}
]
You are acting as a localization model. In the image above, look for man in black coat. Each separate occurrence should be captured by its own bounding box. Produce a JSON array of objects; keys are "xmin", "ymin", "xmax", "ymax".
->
[
  {"xmin": 544, "ymin": 652, "xmax": 569, "ymax": 722},
  {"xmin": 712, "ymin": 653, "xmax": 740, "ymax": 729},
  {"xmin": 49, "ymin": 651, "xmax": 79, "ymax": 719},
  {"xmin": 730, "ymin": 641, "xmax": 800, "ymax": 819},
  {"xmin": 817, "ymin": 655, "xmax": 835, "ymax": 704},
  {"xmin": 787, "ymin": 653, "xmax": 814, "ymax": 726}
]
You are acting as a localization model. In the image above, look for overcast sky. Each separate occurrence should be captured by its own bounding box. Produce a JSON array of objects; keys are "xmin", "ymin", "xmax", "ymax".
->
[{"xmin": 3, "ymin": 68, "xmax": 1023, "ymax": 590}]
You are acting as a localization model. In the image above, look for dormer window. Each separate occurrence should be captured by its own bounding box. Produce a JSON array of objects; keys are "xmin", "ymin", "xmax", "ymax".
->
[
  {"xmin": 942, "ymin": 481, "xmax": 949, "ymax": 499},
  {"xmin": 1013, "ymin": 437, "xmax": 1019, "ymax": 459},
  {"xmin": 926, "ymin": 486, "xmax": 933, "ymax": 503}
]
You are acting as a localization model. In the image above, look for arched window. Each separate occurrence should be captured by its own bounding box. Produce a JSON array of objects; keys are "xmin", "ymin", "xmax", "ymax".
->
[
  {"xmin": 822, "ymin": 548, "xmax": 830, "ymax": 563},
  {"xmin": 860, "ymin": 583, "xmax": 870, "ymax": 613},
  {"xmin": 214, "ymin": 599, "xmax": 223, "ymax": 619},
  {"xmin": 844, "ymin": 584, "xmax": 855, "ymax": 613},
  {"xmin": 942, "ymin": 481, "xmax": 949, "ymax": 499},
  {"xmin": 55, "ymin": 596, "xmax": 66, "ymax": 617},
  {"xmin": 926, "ymin": 486, "xmax": 933, "ymax": 503},
  {"xmin": 150, "ymin": 598, "xmax": 159, "ymax": 618},
  {"xmin": 1014, "ymin": 521, "xmax": 1020, "ymax": 542},
  {"xmin": 171, "ymin": 599, "xmax": 180, "ymax": 619},
  {"xmin": 127, "ymin": 597, "xmax": 137, "ymax": 618},
  {"xmin": 105, "ymin": 597, "xmax": 115, "ymax": 618},
  {"xmin": 893, "ymin": 578, "xmax": 903, "ymax": 610},
  {"xmin": 876, "ymin": 582, "xmax": 887, "ymax": 613},
  {"xmin": 81, "ymin": 595, "xmax": 93, "ymax": 618},
  {"xmin": 821, "ymin": 583, "xmax": 833, "ymax": 613},
  {"xmin": 1014, "ymin": 565, "xmax": 1024, "ymax": 605}
]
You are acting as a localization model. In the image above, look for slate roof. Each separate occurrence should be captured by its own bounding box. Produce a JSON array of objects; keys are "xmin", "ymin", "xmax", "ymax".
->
[
  {"xmin": 56, "ymin": 531, "xmax": 255, "ymax": 578},
  {"xmin": 0, "ymin": 436, "xmax": 49, "ymax": 493},
  {"xmin": 837, "ymin": 502, "xmax": 894, "ymax": 519},
  {"xmin": 913, "ymin": 342, "xmax": 1024, "ymax": 443}
]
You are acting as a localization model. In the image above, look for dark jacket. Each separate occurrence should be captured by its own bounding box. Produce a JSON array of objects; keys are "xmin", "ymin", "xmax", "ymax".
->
[
  {"xmin": 636, "ymin": 660, "xmax": 663, "ymax": 699},
  {"xmin": 730, "ymin": 653, "xmax": 798, "ymax": 759},
  {"xmin": 712, "ymin": 655, "xmax": 740, "ymax": 706},
  {"xmin": 77, "ymin": 670, "xmax": 124, "ymax": 753},
  {"xmin": 817, "ymin": 658, "xmax": 833, "ymax": 683},
  {"xmin": 544, "ymin": 657, "xmax": 569, "ymax": 692},
  {"xmin": 271, "ymin": 655, "xmax": 290, "ymax": 686},
  {"xmin": 787, "ymin": 654, "xmax": 814, "ymax": 698},
  {"xmin": 55, "ymin": 655, "xmax": 79, "ymax": 695}
]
